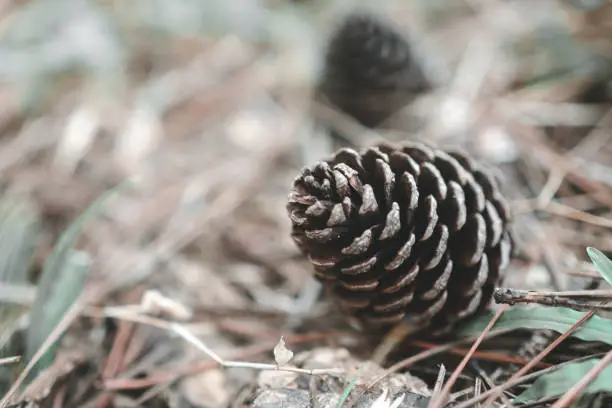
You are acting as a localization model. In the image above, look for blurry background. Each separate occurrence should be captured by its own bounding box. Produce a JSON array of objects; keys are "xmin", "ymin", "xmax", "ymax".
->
[{"xmin": 0, "ymin": 0, "xmax": 611, "ymax": 406}]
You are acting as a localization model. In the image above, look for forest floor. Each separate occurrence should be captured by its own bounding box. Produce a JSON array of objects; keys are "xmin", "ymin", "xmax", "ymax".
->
[{"xmin": 0, "ymin": 1, "xmax": 611, "ymax": 407}]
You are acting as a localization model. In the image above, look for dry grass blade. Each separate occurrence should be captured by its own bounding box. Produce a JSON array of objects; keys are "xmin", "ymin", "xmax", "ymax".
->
[
  {"xmin": 431, "ymin": 364, "xmax": 446, "ymax": 399},
  {"xmin": 545, "ymin": 201, "xmax": 612, "ymax": 229},
  {"xmin": 523, "ymin": 108, "xmax": 612, "ymax": 212},
  {"xmin": 427, "ymin": 305, "xmax": 509, "ymax": 408},
  {"xmin": 511, "ymin": 124, "xmax": 612, "ymax": 208},
  {"xmin": 471, "ymin": 362, "xmax": 514, "ymax": 407},
  {"xmin": 473, "ymin": 377, "xmax": 482, "ymax": 408}
]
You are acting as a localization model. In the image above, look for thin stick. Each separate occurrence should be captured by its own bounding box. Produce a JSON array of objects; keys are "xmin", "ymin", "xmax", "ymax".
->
[
  {"xmin": 513, "ymin": 197, "xmax": 612, "ymax": 229},
  {"xmin": 494, "ymin": 288, "xmax": 612, "ymax": 314},
  {"xmin": 0, "ymin": 356, "xmax": 20, "ymax": 366},
  {"xmin": 536, "ymin": 168, "xmax": 566, "ymax": 209},
  {"xmin": 427, "ymin": 304, "xmax": 509, "ymax": 408},
  {"xmin": 565, "ymin": 270, "xmax": 603, "ymax": 280},
  {"xmin": 103, "ymin": 335, "xmax": 331, "ymax": 392},
  {"xmin": 550, "ymin": 349, "xmax": 612, "ymax": 408},
  {"xmin": 546, "ymin": 201, "xmax": 612, "ymax": 229},
  {"xmin": 171, "ymin": 323, "xmax": 344, "ymax": 376},
  {"xmin": 481, "ymin": 311, "xmax": 594, "ymax": 406},
  {"xmin": 410, "ymin": 341, "xmax": 552, "ymax": 367},
  {"xmin": 493, "ymin": 288, "xmax": 612, "ymax": 310},
  {"xmin": 94, "ymin": 306, "xmax": 346, "ymax": 378},
  {"xmin": 501, "ymin": 289, "xmax": 612, "ymax": 298}
]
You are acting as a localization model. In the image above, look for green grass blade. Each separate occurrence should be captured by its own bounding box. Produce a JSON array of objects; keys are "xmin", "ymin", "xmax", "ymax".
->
[
  {"xmin": 456, "ymin": 306, "xmax": 612, "ymax": 345},
  {"xmin": 24, "ymin": 181, "xmax": 129, "ymax": 379},
  {"xmin": 0, "ymin": 197, "xmax": 39, "ymax": 286},
  {"xmin": 0, "ymin": 197, "xmax": 39, "ymax": 373},
  {"xmin": 29, "ymin": 251, "xmax": 91, "ymax": 373},
  {"xmin": 586, "ymin": 247, "xmax": 612, "ymax": 287},
  {"xmin": 515, "ymin": 358, "xmax": 612, "ymax": 403},
  {"xmin": 336, "ymin": 376, "xmax": 358, "ymax": 408}
]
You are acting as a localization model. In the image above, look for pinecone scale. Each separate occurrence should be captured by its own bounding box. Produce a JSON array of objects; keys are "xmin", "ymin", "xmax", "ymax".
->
[{"xmin": 288, "ymin": 142, "xmax": 513, "ymax": 335}]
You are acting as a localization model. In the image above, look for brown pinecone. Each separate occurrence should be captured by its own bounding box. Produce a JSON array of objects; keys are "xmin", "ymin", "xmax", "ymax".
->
[
  {"xmin": 317, "ymin": 12, "xmax": 430, "ymax": 128},
  {"xmin": 287, "ymin": 142, "xmax": 513, "ymax": 335}
]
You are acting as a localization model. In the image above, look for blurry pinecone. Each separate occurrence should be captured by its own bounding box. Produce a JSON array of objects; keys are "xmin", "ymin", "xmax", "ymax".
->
[
  {"xmin": 317, "ymin": 13, "xmax": 430, "ymax": 129},
  {"xmin": 287, "ymin": 142, "xmax": 513, "ymax": 335}
]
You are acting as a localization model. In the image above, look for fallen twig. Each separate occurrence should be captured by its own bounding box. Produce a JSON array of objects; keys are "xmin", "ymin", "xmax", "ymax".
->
[
  {"xmin": 92, "ymin": 296, "xmax": 346, "ymax": 380},
  {"xmin": 494, "ymin": 288, "xmax": 612, "ymax": 315},
  {"xmin": 172, "ymin": 323, "xmax": 344, "ymax": 376},
  {"xmin": 0, "ymin": 356, "xmax": 20, "ymax": 366}
]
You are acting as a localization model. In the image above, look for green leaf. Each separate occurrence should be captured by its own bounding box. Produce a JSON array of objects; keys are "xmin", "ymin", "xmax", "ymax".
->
[
  {"xmin": 587, "ymin": 247, "xmax": 612, "ymax": 287},
  {"xmin": 515, "ymin": 358, "xmax": 612, "ymax": 403},
  {"xmin": 456, "ymin": 306, "xmax": 612, "ymax": 345},
  {"xmin": 25, "ymin": 181, "xmax": 129, "ymax": 379}
]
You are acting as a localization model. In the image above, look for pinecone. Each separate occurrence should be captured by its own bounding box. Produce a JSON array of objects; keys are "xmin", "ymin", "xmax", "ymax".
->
[
  {"xmin": 287, "ymin": 142, "xmax": 513, "ymax": 335},
  {"xmin": 317, "ymin": 13, "xmax": 430, "ymax": 128}
]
